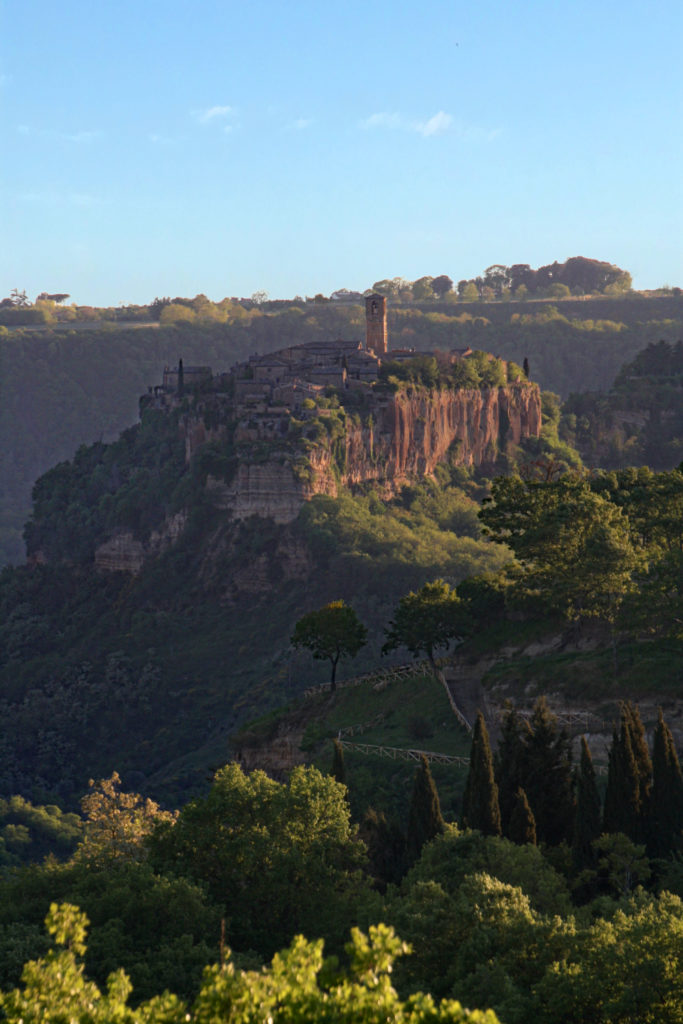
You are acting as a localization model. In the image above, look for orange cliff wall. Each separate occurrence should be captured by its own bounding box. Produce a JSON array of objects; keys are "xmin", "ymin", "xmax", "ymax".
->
[
  {"xmin": 346, "ymin": 383, "xmax": 541, "ymax": 483},
  {"xmin": 211, "ymin": 383, "xmax": 541, "ymax": 524},
  {"xmin": 94, "ymin": 383, "xmax": 541, "ymax": 569}
]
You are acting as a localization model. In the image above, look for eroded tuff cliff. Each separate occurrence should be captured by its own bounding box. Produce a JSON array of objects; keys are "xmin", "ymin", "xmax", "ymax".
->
[
  {"xmin": 215, "ymin": 383, "xmax": 541, "ymax": 524},
  {"xmin": 94, "ymin": 383, "xmax": 540, "ymax": 569}
]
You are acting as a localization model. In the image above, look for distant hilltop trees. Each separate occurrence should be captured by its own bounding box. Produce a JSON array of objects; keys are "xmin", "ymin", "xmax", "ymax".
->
[
  {"xmin": 0, "ymin": 257, "xmax": 679, "ymax": 330},
  {"xmin": 366, "ymin": 258, "xmax": 635, "ymax": 303}
]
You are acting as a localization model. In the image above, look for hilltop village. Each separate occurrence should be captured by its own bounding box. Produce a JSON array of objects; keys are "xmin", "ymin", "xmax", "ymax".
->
[
  {"xmin": 142, "ymin": 294, "xmax": 474, "ymax": 416},
  {"xmin": 133, "ymin": 294, "xmax": 542, "ymax": 536}
]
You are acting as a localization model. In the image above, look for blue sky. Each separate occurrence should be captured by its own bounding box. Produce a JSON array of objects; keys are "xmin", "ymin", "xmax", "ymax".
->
[{"xmin": 1, "ymin": 0, "xmax": 681, "ymax": 305}]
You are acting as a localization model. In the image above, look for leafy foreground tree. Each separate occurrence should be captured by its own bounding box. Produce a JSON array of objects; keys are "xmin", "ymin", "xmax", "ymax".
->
[
  {"xmin": 388, "ymin": 830, "xmax": 682, "ymax": 1024},
  {"xmin": 291, "ymin": 600, "xmax": 367, "ymax": 690},
  {"xmin": 533, "ymin": 890, "xmax": 683, "ymax": 1024},
  {"xmin": 149, "ymin": 763, "xmax": 373, "ymax": 959},
  {"xmin": 0, "ymin": 903, "xmax": 501, "ymax": 1024}
]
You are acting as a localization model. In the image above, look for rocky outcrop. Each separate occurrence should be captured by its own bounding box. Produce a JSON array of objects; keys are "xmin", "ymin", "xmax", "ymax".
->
[
  {"xmin": 223, "ymin": 383, "xmax": 541, "ymax": 523},
  {"xmin": 96, "ymin": 383, "xmax": 540, "ymax": 570},
  {"xmin": 94, "ymin": 511, "xmax": 188, "ymax": 574},
  {"xmin": 345, "ymin": 382, "xmax": 540, "ymax": 482},
  {"xmin": 206, "ymin": 455, "xmax": 337, "ymax": 525}
]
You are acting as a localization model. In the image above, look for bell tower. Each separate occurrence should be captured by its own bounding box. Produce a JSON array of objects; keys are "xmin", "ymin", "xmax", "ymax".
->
[{"xmin": 365, "ymin": 293, "xmax": 387, "ymax": 356}]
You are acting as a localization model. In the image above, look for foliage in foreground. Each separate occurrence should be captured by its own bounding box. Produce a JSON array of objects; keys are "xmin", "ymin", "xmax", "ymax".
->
[{"xmin": 0, "ymin": 903, "xmax": 499, "ymax": 1024}]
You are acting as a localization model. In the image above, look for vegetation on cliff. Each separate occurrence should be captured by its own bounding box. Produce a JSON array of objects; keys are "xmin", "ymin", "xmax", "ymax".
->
[{"xmin": 561, "ymin": 340, "xmax": 683, "ymax": 469}]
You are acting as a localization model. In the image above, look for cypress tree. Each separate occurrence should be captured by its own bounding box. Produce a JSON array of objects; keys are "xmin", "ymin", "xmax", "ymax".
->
[
  {"xmin": 462, "ymin": 711, "xmax": 501, "ymax": 836},
  {"xmin": 406, "ymin": 755, "xmax": 444, "ymax": 865},
  {"xmin": 331, "ymin": 738, "xmax": 347, "ymax": 787},
  {"xmin": 623, "ymin": 701, "xmax": 653, "ymax": 841},
  {"xmin": 509, "ymin": 787, "xmax": 537, "ymax": 845},
  {"xmin": 603, "ymin": 713, "xmax": 640, "ymax": 840},
  {"xmin": 523, "ymin": 356, "xmax": 530, "ymax": 379},
  {"xmin": 177, "ymin": 357, "xmax": 184, "ymax": 396},
  {"xmin": 572, "ymin": 736, "xmax": 602, "ymax": 873},
  {"xmin": 360, "ymin": 807, "xmax": 407, "ymax": 889},
  {"xmin": 649, "ymin": 709, "xmax": 683, "ymax": 858},
  {"xmin": 494, "ymin": 705, "xmax": 530, "ymax": 835},
  {"xmin": 523, "ymin": 696, "xmax": 575, "ymax": 846}
]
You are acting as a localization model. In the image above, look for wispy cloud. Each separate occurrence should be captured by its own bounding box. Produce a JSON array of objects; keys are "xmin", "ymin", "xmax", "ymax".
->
[
  {"xmin": 417, "ymin": 111, "xmax": 452, "ymax": 137},
  {"xmin": 197, "ymin": 104, "xmax": 234, "ymax": 124},
  {"xmin": 361, "ymin": 110, "xmax": 499, "ymax": 142}
]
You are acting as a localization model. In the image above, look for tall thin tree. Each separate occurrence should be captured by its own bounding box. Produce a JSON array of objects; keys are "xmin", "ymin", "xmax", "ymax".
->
[
  {"xmin": 462, "ymin": 711, "xmax": 501, "ymax": 836},
  {"xmin": 649, "ymin": 708, "xmax": 683, "ymax": 858},
  {"xmin": 603, "ymin": 714, "xmax": 640, "ymax": 840},
  {"xmin": 494, "ymin": 705, "xmax": 530, "ymax": 835},
  {"xmin": 623, "ymin": 701, "xmax": 653, "ymax": 841},
  {"xmin": 508, "ymin": 787, "xmax": 537, "ymax": 845},
  {"xmin": 523, "ymin": 697, "xmax": 575, "ymax": 846},
  {"xmin": 572, "ymin": 736, "xmax": 602, "ymax": 873},
  {"xmin": 406, "ymin": 755, "xmax": 444, "ymax": 865}
]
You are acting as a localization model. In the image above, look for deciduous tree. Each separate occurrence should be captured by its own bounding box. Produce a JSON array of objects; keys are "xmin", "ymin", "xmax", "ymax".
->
[
  {"xmin": 383, "ymin": 580, "xmax": 471, "ymax": 671},
  {"xmin": 291, "ymin": 600, "xmax": 367, "ymax": 690}
]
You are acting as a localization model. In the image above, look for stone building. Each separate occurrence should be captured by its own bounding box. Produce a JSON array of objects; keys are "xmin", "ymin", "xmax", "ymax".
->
[{"xmin": 365, "ymin": 293, "xmax": 387, "ymax": 355}]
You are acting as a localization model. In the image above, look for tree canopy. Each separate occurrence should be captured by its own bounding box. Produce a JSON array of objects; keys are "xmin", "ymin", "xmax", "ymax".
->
[
  {"xmin": 291, "ymin": 600, "xmax": 367, "ymax": 689},
  {"xmin": 383, "ymin": 579, "xmax": 472, "ymax": 667}
]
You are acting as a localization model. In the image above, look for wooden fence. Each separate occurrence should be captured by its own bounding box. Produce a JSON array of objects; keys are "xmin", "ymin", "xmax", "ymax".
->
[{"xmin": 337, "ymin": 739, "xmax": 470, "ymax": 767}]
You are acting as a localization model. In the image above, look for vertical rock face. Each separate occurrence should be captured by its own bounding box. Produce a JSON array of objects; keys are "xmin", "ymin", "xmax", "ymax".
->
[
  {"xmin": 349, "ymin": 383, "xmax": 541, "ymax": 482},
  {"xmin": 94, "ymin": 512, "xmax": 188, "ymax": 574},
  {"xmin": 94, "ymin": 383, "xmax": 541, "ymax": 570},
  {"xmin": 220, "ymin": 383, "xmax": 541, "ymax": 521}
]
